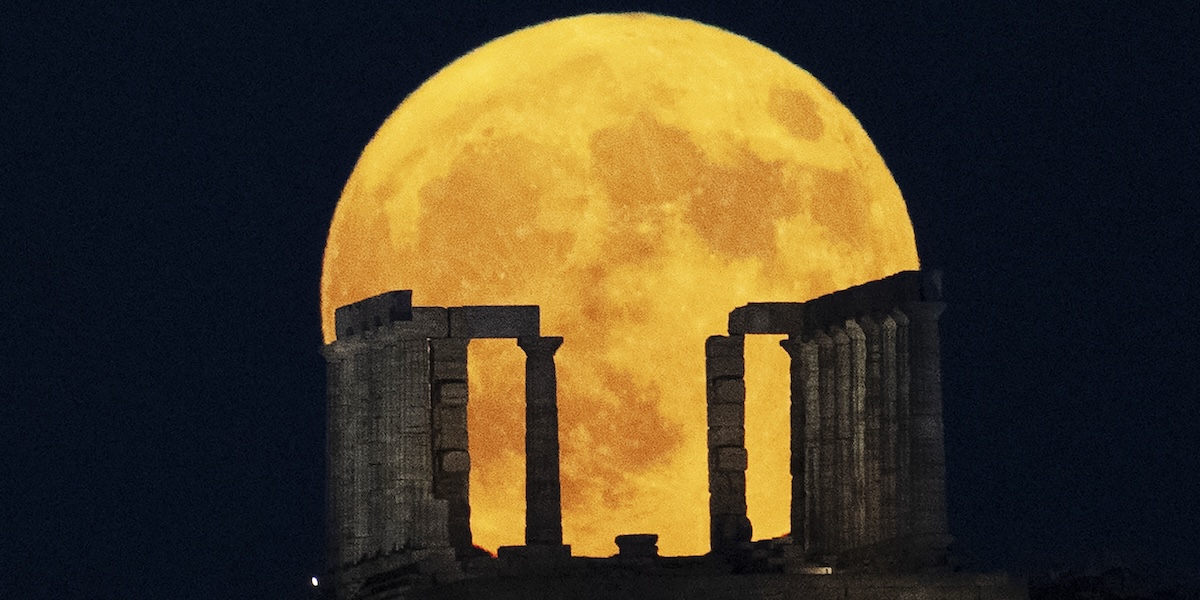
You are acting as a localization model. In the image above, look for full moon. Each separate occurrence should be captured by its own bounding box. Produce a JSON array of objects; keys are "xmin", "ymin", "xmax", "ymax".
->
[{"xmin": 321, "ymin": 13, "xmax": 919, "ymax": 557}]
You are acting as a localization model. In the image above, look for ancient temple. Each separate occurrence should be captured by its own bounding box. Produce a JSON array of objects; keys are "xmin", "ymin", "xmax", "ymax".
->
[{"xmin": 319, "ymin": 271, "xmax": 1026, "ymax": 600}]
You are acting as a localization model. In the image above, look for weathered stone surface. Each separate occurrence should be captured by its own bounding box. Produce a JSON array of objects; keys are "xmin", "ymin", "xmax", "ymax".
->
[
  {"xmin": 709, "ymin": 471, "xmax": 747, "ymax": 514},
  {"xmin": 615, "ymin": 534, "xmax": 659, "ymax": 557},
  {"xmin": 711, "ymin": 446, "xmax": 748, "ymax": 472},
  {"xmin": 432, "ymin": 360, "xmax": 468, "ymax": 382},
  {"xmin": 707, "ymin": 425, "xmax": 744, "ymax": 447},
  {"xmin": 707, "ymin": 401, "xmax": 744, "ymax": 428},
  {"xmin": 710, "ymin": 378, "xmax": 745, "ymax": 405},
  {"xmin": 706, "ymin": 356, "xmax": 745, "ymax": 380},
  {"xmin": 705, "ymin": 334, "xmax": 745, "ymax": 357},
  {"xmin": 440, "ymin": 450, "xmax": 471, "ymax": 473},
  {"xmin": 334, "ymin": 290, "xmax": 413, "ymax": 339},
  {"xmin": 449, "ymin": 305, "xmax": 539, "ymax": 338},
  {"xmin": 437, "ymin": 382, "xmax": 468, "ymax": 406},
  {"xmin": 727, "ymin": 302, "xmax": 805, "ymax": 335}
]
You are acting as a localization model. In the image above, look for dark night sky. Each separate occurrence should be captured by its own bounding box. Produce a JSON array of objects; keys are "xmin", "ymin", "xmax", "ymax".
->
[{"xmin": 4, "ymin": 1, "xmax": 1198, "ymax": 598}]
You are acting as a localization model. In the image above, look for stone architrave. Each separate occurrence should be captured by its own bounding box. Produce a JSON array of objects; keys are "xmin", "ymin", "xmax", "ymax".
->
[
  {"xmin": 857, "ymin": 314, "xmax": 884, "ymax": 545},
  {"xmin": 705, "ymin": 334, "xmax": 750, "ymax": 556},
  {"xmin": 517, "ymin": 335, "xmax": 565, "ymax": 547},
  {"xmin": 902, "ymin": 300, "xmax": 951, "ymax": 562}
]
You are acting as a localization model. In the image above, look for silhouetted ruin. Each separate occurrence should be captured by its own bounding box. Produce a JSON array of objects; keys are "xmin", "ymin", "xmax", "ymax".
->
[{"xmin": 320, "ymin": 271, "xmax": 1028, "ymax": 599}]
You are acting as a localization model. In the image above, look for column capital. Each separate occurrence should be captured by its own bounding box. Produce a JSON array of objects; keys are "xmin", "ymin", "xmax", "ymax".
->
[
  {"xmin": 779, "ymin": 336, "xmax": 804, "ymax": 357},
  {"xmin": 517, "ymin": 335, "xmax": 563, "ymax": 358}
]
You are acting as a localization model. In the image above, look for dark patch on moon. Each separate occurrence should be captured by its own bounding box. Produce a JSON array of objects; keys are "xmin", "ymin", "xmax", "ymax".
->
[
  {"xmin": 589, "ymin": 113, "xmax": 793, "ymax": 261},
  {"xmin": 768, "ymin": 86, "xmax": 824, "ymax": 141}
]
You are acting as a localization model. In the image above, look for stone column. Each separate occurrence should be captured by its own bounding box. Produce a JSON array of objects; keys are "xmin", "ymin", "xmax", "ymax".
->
[
  {"xmin": 890, "ymin": 308, "xmax": 912, "ymax": 540},
  {"xmin": 322, "ymin": 344, "xmax": 357, "ymax": 569},
  {"xmin": 845, "ymin": 319, "xmax": 868, "ymax": 549},
  {"xmin": 706, "ymin": 335, "xmax": 750, "ymax": 556},
  {"xmin": 780, "ymin": 335, "xmax": 817, "ymax": 555},
  {"xmin": 815, "ymin": 331, "xmax": 836, "ymax": 556},
  {"xmin": 517, "ymin": 336, "xmax": 565, "ymax": 547},
  {"xmin": 902, "ymin": 301, "xmax": 952, "ymax": 563},
  {"xmin": 831, "ymin": 326, "xmax": 853, "ymax": 551},
  {"xmin": 857, "ymin": 314, "xmax": 884, "ymax": 545},
  {"xmin": 430, "ymin": 337, "xmax": 472, "ymax": 555},
  {"xmin": 878, "ymin": 314, "xmax": 899, "ymax": 540}
]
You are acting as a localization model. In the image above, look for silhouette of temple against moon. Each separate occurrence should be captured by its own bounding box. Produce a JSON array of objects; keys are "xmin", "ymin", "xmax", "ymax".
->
[{"xmin": 319, "ymin": 272, "xmax": 1026, "ymax": 599}]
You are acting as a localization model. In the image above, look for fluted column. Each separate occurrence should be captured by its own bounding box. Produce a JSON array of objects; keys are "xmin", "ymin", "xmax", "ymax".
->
[
  {"xmin": 857, "ymin": 314, "xmax": 884, "ymax": 545},
  {"xmin": 518, "ymin": 335, "xmax": 565, "ymax": 546},
  {"xmin": 815, "ymin": 331, "xmax": 836, "ymax": 556},
  {"xmin": 845, "ymin": 319, "xmax": 868, "ymax": 548},
  {"xmin": 878, "ymin": 314, "xmax": 900, "ymax": 540},
  {"xmin": 706, "ymin": 335, "xmax": 750, "ymax": 556},
  {"xmin": 780, "ymin": 335, "xmax": 818, "ymax": 555},
  {"xmin": 322, "ymin": 344, "xmax": 357, "ymax": 568},
  {"xmin": 902, "ymin": 301, "xmax": 951, "ymax": 561},
  {"xmin": 890, "ymin": 308, "xmax": 912, "ymax": 539}
]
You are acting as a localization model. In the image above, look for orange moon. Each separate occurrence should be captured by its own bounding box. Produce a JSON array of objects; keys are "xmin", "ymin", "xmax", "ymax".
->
[{"xmin": 321, "ymin": 13, "xmax": 918, "ymax": 557}]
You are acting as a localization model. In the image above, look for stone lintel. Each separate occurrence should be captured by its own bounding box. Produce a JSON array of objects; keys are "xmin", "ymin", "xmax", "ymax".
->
[
  {"xmin": 449, "ymin": 305, "xmax": 539, "ymax": 338},
  {"xmin": 333, "ymin": 290, "xmax": 413, "ymax": 339},
  {"xmin": 728, "ymin": 302, "xmax": 805, "ymax": 335}
]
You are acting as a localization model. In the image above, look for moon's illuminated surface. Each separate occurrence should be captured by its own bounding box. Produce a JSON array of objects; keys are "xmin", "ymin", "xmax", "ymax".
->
[{"xmin": 321, "ymin": 13, "xmax": 919, "ymax": 557}]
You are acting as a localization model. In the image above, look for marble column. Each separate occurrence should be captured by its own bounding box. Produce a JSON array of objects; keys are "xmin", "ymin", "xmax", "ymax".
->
[
  {"xmin": 517, "ymin": 336, "xmax": 565, "ymax": 547},
  {"xmin": 706, "ymin": 335, "xmax": 750, "ymax": 556},
  {"xmin": 322, "ymin": 344, "xmax": 357, "ymax": 568},
  {"xmin": 878, "ymin": 314, "xmax": 900, "ymax": 540},
  {"xmin": 890, "ymin": 308, "xmax": 912, "ymax": 540},
  {"xmin": 831, "ymin": 326, "xmax": 854, "ymax": 550},
  {"xmin": 857, "ymin": 314, "xmax": 884, "ymax": 545},
  {"xmin": 815, "ymin": 331, "xmax": 837, "ymax": 555},
  {"xmin": 780, "ymin": 335, "xmax": 818, "ymax": 555},
  {"xmin": 902, "ymin": 301, "xmax": 952, "ymax": 562},
  {"xmin": 430, "ymin": 337, "xmax": 472, "ymax": 555},
  {"xmin": 845, "ymin": 319, "xmax": 868, "ymax": 549}
]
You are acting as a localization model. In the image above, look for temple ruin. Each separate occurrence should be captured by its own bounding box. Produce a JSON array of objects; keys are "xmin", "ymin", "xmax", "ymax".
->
[{"xmin": 320, "ymin": 271, "xmax": 1026, "ymax": 600}]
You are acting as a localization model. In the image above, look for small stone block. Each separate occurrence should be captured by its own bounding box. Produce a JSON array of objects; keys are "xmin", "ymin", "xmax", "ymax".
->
[
  {"xmin": 440, "ymin": 450, "xmax": 470, "ymax": 473},
  {"xmin": 434, "ymin": 429, "xmax": 468, "ymax": 451},
  {"xmin": 705, "ymin": 335, "xmax": 744, "ymax": 357},
  {"xmin": 706, "ymin": 356, "xmax": 745, "ymax": 379},
  {"xmin": 707, "ymin": 402, "xmax": 744, "ymax": 428},
  {"xmin": 710, "ymin": 378, "xmax": 745, "ymax": 404},
  {"xmin": 432, "ymin": 360, "xmax": 468, "ymax": 381},
  {"xmin": 615, "ymin": 534, "xmax": 659, "ymax": 557},
  {"xmin": 707, "ymin": 425, "xmax": 745, "ymax": 447},
  {"xmin": 449, "ymin": 305, "xmax": 539, "ymax": 338},
  {"xmin": 437, "ymin": 382, "xmax": 469, "ymax": 406},
  {"xmin": 712, "ymin": 447, "xmax": 748, "ymax": 472}
]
